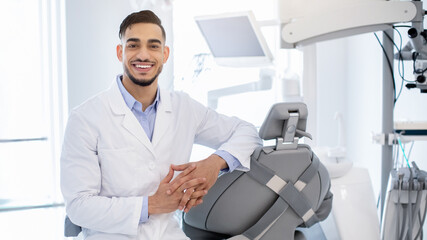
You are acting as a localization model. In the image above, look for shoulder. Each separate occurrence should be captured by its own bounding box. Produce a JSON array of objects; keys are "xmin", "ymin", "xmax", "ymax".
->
[
  {"xmin": 161, "ymin": 89, "xmax": 207, "ymax": 112},
  {"xmin": 72, "ymin": 90, "xmax": 108, "ymax": 113},
  {"xmin": 162, "ymin": 89, "xmax": 191, "ymax": 101},
  {"xmin": 67, "ymin": 88, "xmax": 111, "ymax": 126}
]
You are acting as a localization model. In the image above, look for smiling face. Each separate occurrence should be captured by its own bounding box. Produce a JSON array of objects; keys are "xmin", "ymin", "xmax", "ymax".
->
[{"xmin": 116, "ymin": 22, "xmax": 170, "ymax": 87}]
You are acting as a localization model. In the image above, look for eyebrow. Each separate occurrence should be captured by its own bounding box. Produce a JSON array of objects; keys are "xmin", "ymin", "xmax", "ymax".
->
[
  {"xmin": 148, "ymin": 39, "xmax": 162, "ymax": 44},
  {"xmin": 126, "ymin": 38, "xmax": 162, "ymax": 44},
  {"xmin": 126, "ymin": 38, "xmax": 140, "ymax": 43}
]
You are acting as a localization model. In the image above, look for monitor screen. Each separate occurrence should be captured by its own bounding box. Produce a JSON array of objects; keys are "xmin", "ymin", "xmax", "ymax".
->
[{"xmin": 195, "ymin": 11, "xmax": 273, "ymax": 67}]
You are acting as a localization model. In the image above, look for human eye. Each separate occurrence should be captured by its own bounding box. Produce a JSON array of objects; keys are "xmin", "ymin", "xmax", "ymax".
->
[
  {"xmin": 150, "ymin": 44, "xmax": 160, "ymax": 49},
  {"xmin": 127, "ymin": 43, "xmax": 138, "ymax": 49}
]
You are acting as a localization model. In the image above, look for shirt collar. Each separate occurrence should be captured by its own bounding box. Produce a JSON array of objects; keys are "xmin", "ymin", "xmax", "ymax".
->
[{"xmin": 116, "ymin": 74, "xmax": 160, "ymax": 111}]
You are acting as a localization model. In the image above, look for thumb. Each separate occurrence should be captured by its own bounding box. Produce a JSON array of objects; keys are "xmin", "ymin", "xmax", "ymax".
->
[{"xmin": 161, "ymin": 166, "xmax": 174, "ymax": 184}]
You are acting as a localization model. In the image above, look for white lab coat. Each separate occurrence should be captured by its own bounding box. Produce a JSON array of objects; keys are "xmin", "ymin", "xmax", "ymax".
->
[{"xmin": 60, "ymin": 80, "xmax": 261, "ymax": 240}]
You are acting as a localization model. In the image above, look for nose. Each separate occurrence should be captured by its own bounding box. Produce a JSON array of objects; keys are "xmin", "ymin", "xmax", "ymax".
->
[{"xmin": 136, "ymin": 45, "xmax": 151, "ymax": 61}]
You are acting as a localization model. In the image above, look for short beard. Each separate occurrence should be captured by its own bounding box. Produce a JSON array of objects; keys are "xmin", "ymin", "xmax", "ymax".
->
[{"xmin": 124, "ymin": 65, "xmax": 162, "ymax": 87}]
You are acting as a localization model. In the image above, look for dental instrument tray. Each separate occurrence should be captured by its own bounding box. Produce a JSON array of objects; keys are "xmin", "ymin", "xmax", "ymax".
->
[{"xmin": 381, "ymin": 163, "xmax": 427, "ymax": 240}]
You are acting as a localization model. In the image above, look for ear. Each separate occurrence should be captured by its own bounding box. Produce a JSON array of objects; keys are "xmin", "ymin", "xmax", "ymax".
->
[
  {"xmin": 116, "ymin": 44, "xmax": 123, "ymax": 62},
  {"xmin": 163, "ymin": 46, "xmax": 170, "ymax": 63}
]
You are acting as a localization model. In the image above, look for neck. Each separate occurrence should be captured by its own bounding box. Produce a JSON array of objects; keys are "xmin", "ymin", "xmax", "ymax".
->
[{"xmin": 122, "ymin": 76, "xmax": 158, "ymax": 111}]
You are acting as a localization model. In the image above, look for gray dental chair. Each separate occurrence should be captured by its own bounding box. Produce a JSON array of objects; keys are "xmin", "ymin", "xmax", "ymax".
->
[{"xmin": 183, "ymin": 102, "xmax": 333, "ymax": 240}]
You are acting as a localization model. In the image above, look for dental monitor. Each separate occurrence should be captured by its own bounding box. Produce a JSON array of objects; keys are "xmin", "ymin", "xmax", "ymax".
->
[{"xmin": 195, "ymin": 11, "xmax": 273, "ymax": 67}]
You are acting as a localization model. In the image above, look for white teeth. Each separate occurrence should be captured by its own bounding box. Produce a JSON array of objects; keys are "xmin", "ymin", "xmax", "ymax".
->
[{"xmin": 136, "ymin": 64, "xmax": 152, "ymax": 69}]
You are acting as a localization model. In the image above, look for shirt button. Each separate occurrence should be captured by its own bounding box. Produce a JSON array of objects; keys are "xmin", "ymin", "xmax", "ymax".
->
[{"xmin": 149, "ymin": 162, "xmax": 156, "ymax": 170}]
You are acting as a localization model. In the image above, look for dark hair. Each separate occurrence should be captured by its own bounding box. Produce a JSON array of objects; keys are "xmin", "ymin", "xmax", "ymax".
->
[{"xmin": 119, "ymin": 10, "xmax": 166, "ymax": 41}]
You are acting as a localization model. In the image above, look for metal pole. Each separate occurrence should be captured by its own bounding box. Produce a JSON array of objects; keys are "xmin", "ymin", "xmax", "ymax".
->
[{"xmin": 380, "ymin": 29, "xmax": 394, "ymax": 218}]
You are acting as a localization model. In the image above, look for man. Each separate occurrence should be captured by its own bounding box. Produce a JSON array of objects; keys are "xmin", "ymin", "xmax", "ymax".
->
[{"xmin": 61, "ymin": 10, "xmax": 261, "ymax": 239}]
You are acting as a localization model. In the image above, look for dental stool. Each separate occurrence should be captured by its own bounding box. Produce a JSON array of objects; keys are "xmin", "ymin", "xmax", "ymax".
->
[{"xmin": 182, "ymin": 102, "xmax": 333, "ymax": 240}]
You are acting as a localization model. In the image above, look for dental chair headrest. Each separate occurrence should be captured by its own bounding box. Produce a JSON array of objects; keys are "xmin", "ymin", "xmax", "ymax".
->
[{"xmin": 259, "ymin": 102, "xmax": 309, "ymax": 141}]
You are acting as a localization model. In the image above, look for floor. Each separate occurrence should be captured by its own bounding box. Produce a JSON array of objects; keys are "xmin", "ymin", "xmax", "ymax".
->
[
  {"xmin": 0, "ymin": 206, "xmax": 69, "ymax": 240},
  {"xmin": 0, "ymin": 207, "xmax": 339, "ymax": 240}
]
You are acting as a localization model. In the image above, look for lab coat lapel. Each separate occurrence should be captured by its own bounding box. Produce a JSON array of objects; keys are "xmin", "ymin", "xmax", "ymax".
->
[
  {"xmin": 122, "ymin": 113, "xmax": 155, "ymax": 155},
  {"xmin": 152, "ymin": 89, "xmax": 172, "ymax": 147},
  {"xmin": 107, "ymin": 80, "xmax": 156, "ymax": 156}
]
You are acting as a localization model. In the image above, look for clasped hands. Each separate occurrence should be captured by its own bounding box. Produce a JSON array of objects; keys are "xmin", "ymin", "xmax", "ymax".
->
[{"xmin": 148, "ymin": 154, "xmax": 226, "ymax": 215}]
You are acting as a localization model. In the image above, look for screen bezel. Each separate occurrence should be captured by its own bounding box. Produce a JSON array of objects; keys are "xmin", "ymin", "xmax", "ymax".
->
[{"xmin": 195, "ymin": 11, "xmax": 274, "ymax": 68}]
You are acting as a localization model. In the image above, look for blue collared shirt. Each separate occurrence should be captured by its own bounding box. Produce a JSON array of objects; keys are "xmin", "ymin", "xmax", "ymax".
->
[
  {"xmin": 117, "ymin": 76, "xmax": 159, "ymax": 141},
  {"xmin": 116, "ymin": 75, "xmax": 241, "ymax": 224}
]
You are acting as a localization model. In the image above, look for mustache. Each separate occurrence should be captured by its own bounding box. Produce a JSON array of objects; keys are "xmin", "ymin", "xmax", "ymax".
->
[{"xmin": 131, "ymin": 59, "xmax": 153, "ymax": 63}]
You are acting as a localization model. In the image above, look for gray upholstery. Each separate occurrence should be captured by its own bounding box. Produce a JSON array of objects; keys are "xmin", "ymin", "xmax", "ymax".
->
[
  {"xmin": 183, "ymin": 102, "xmax": 332, "ymax": 240},
  {"xmin": 259, "ymin": 102, "xmax": 308, "ymax": 140}
]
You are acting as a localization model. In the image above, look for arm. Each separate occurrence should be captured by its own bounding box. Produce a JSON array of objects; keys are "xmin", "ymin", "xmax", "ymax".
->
[
  {"xmin": 169, "ymin": 99, "xmax": 262, "ymax": 211},
  {"xmin": 214, "ymin": 150, "xmax": 242, "ymax": 172},
  {"xmin": 192, "ymin": 105, "xmax": 262, "ymax": 170},
  {"xmin": 61, "ymin": 111, "xmax": 209, "ymax": 233}
]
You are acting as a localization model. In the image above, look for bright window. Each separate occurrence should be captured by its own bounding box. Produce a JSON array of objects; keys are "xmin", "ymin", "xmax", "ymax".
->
[{"xmin": 0, "ymin": 0, "xmax": 67, "ymax": 238}]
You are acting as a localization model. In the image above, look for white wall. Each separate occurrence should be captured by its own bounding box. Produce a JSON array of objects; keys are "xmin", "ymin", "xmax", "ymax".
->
[
  {"xmin": 65, "ymin": 0, "xmax": 174, "ymax": 110},
  {"xmin": 345, "ymin": 33, "xmax": 383, "ymax": 197},
  {"xmin": 315, "ymin": 38, "xmax": 348, "ymax": 147}
]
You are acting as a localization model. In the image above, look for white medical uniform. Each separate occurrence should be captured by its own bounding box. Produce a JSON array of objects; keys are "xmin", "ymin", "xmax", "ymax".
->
[{"xmin": 60, "ymin": 80, "xmax": 261, "ymax": 240}]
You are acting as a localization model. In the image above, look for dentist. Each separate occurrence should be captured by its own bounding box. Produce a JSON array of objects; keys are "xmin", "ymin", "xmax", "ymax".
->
[{"xmin": 60, "ymin": 10, "xmax": 261, "ymax": 240}]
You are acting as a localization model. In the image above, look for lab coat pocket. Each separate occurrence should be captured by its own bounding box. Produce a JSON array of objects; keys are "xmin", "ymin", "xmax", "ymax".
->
[{"xmin": 98, "ymin": 148, "xmax": 138, "ymax": 195}]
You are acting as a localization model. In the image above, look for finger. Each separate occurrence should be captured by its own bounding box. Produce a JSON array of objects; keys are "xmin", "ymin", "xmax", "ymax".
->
[
  {"xmin": 178, "ymin": 177, "xmax": 206, "ymax": 192},
  {"xmin": 184, "ymin": 198, "xmax": 198, "ymax": 213},
  {"xmin": 167, "ymin": 175, "xmax": 193, "ymax": 195},
  {"xmin": 193, "ymin": 176, "xmax": 210, "ymax": 188},
  {"xmin": 171, "ymin": 162, "xmax": 195, "ymax": 172},
  {"xmin": 190, "ymin": 189, "xmax": 208, "ymax": 199},
  {"xmin": 195, "ymin": 198, "xmax": 203, "ymax": 206},
  {"xmin": 197, "ymin": 183, "xmax": 209, "ymax": 191},
  {"xmin": 175, "ymin": 163, "xmax": 196, "ymax": 176},
  {"xmin": 171, "ymin": 163, "xmax": 196, "ymax": 184},
  {"xmin": 161, "ymin": 166, "xmax": 174, "ymax": 184},
  {"xmin": 167, "ymin": 164, "xmax": 197, "ymax": 194},
  {"xmin": 178, "ymin": 188, "xmax": 194, "ymax": 211},
  {"xmin": 185, "ymin": 197, "xmax": 204, "ymax": 213},
  {"xmin": 167, "ymin": 174, "xmax": 193, "ymax": 195},
  {"xmin": 193, "ymin": 184, "xmax": 209, "ymax": 195}
]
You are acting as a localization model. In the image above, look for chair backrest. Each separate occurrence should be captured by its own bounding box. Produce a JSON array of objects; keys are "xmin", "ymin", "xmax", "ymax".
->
[{"xmin": 183, "ymin": 102, "xmax": 333, "ymax": 240}]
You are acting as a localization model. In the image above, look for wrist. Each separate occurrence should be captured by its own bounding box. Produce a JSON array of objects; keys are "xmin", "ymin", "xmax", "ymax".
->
[
  {"xmin": 147, "ymin": 196, "xmax": 158, "ymax": 215},
  {"xmin": 211, "ymin": 154, "xmax": 228, "ymax": 170}
]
